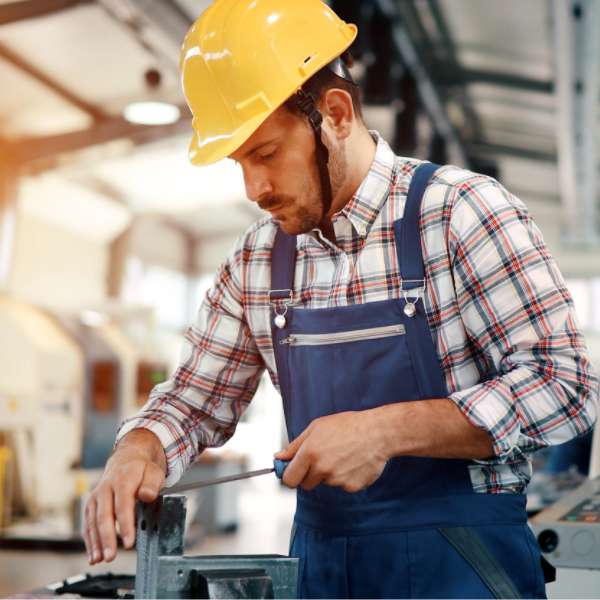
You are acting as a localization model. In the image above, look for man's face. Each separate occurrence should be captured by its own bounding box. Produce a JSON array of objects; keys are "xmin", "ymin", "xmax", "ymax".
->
[{"xmin": 230, "ymin": 106, "xmax": 337, "ymax": 235}]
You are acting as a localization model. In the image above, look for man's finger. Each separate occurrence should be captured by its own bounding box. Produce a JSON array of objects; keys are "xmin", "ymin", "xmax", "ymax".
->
[
  {"xmin": 114, "ymin": 486, "xmax": 138, "ymax": 549},
  {"xmin": 137, "ymin": 462, "xmax": 166, "ymax": 503},
  {"xmin": 299, "ymin": 463, "xmax": 328, "ymax": 491},
  {"xmin": 281, "ymin": 450, "xmax": 312, "ymax": 488},
  {"xmin": 275, "ymin": 426, "xmax": 312, "ymax": 460},
  {"xmin": 96, "ymin": 486, "xmax": 117, "ymax": 562},
  {"xmin": 84, "ymin": 498, "xmax": 102, "ymax": 564},
  {"xmin": 113, "ymin": 463, "xmax": 147, "ymax": 549}
]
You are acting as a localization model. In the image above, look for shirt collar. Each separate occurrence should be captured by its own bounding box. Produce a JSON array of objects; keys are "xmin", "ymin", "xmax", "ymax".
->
[{"xmin": 336, "ymin": 131, "xmax": 397, "ymax": 239}]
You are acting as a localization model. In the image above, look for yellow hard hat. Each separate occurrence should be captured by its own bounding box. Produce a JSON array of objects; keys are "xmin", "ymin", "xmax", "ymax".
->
[{"xmin": 180, "ymin": 0, "xmax": 357, "ymax": 166}]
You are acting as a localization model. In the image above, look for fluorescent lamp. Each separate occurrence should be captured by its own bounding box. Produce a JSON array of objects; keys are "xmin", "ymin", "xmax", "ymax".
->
[{"xmin": 123, "ymin": 101, "xmax": 181, "ymax": 125}]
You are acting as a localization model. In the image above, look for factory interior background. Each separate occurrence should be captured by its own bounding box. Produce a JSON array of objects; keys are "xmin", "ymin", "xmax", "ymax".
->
[{"xmin": 1, "ymin": 0, "xmax": 600, "ymax": 597}]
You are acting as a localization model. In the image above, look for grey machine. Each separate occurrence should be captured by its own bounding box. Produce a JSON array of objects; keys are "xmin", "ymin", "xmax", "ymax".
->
[
  {"xmin": 530, "ymin": 425, "xmax": 600, "ymax": 598},
  {"xmin": 58, "ymin": 317, "xmax": 122, "ymax": 469}
]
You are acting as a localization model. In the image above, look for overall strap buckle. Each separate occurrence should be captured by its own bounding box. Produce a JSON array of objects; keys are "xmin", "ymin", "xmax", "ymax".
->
[
  {"xmin": 400, "ymin": 279, "xmax": 426, "ymax": 318},
  {"xmin": 269, "ymin": 289, "xmax": 293, "ymax": 329}
]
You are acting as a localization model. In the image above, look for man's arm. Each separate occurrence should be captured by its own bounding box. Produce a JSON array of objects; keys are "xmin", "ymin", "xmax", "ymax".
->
[
  {"xmin": 444, "ymin": 173, "xmax": 597, "ymax": 462},
  {"xmin": 84, "ymin": 239, "xmax": 265, "ymax": 564}
]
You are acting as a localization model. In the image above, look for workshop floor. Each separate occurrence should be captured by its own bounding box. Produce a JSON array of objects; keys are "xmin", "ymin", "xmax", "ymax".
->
[{"xmin": 0, "ymin": 476, "xmax": 295, "ymax": 598}]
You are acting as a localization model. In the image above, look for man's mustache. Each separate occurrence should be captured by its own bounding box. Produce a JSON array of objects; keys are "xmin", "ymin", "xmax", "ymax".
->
[{"xmin": 258, "ymin": 196, "xmax": 290, "ymax": 211}]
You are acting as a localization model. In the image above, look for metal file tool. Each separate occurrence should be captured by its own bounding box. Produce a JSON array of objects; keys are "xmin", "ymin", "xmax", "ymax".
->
[{"xmin": 162, "ymin": 458, "xmax": 290, "ymax": 495}]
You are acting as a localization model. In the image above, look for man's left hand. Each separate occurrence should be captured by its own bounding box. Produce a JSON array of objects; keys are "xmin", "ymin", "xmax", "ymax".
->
[{"xmin": 274, "ymin": 410, "xmax": 388, "ymax": 493}]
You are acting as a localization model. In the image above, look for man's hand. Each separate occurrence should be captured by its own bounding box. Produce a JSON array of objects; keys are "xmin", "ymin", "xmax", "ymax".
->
[
  {"xmin": 274, "ymin": 410, "xmax": 388, "ymax": 493},
  {"xmin": 273, "ymin": 400, "xmax": 495, "ymax": 493},
  {"xmin": 83, "ymin": 429, "xmax": 167, "ymax": 564}
]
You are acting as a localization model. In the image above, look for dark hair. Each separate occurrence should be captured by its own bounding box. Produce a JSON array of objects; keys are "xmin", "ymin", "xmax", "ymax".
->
[{"xmin": 285, "ymin": 51, "xmax": 363, "ymax": 122}]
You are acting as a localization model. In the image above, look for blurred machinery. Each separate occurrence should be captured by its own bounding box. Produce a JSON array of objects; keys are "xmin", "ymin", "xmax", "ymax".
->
[
  {"xmin": 531, "ymin": 424, "xmax": 600, "ymax": 598},
  {"xmin": 56, "ymin": 314, "xmax": 138, "ymax": 469},
  {"xmin": 0, "ymin": 295, "xmax": 245, "ymax": 545},
  {"xmin": 0, "ymin": 297, "xmax": 168, "ymax": 531},
  {"xmin": 0, "ymin": 295, "xmax": 84, "ymax": 517},
  {"xmin": 182, "ymin": 452, "xmax": 247, "ymax": 538}
]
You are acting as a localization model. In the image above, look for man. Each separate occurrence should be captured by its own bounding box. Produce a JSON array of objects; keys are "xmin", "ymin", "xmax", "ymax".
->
[{"xmin": 84, "ymin": 1, "xmax": 598, "ymax": 597}]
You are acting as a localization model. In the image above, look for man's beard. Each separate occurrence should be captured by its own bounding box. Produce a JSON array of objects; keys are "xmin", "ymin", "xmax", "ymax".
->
[
  {"xmin": 260, "ymin": 138, "xmax": 348, "ymax": 235},
  {"xmin": 297, "ymin": 204, "xmax": 321, "ymax": 233},
  {"xmin": 327, "ymin": 138, "xmax": 347, "ymax": 205}
]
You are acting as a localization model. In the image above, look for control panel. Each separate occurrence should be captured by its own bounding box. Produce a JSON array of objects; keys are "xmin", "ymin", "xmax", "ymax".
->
[{"xmin": 530, "ymin": 477, "xmax": 600, "ymax": 569}]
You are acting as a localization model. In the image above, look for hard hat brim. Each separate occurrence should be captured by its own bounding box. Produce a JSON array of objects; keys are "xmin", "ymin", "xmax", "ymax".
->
[{"xmin": 188, "ymin": 109, "xmax": 276, "ymax": 166}]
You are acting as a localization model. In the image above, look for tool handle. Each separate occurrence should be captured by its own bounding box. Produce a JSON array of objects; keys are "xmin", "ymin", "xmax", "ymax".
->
[{"xmin": 273, "ymin": 458, "xmax": 290, "ymax": 479}]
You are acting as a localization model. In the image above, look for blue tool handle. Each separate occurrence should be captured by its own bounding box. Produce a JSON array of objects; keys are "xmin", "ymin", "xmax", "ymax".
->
[{"xmin": 273, "ymin": 458, "xmax": 290, "ymax": 479}]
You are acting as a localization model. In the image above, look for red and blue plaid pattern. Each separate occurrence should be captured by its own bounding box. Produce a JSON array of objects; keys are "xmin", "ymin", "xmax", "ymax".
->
[{"xmin": 117, "ymin": 135, "xmax": 598, "ymax": 493}]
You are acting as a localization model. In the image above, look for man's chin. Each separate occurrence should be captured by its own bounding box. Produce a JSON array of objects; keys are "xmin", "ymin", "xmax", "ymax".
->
[
  {"xmin": 274, "ymin": 220, "xmax": 309, "ymax": 236},
  {"xmin": 275, "ymin": 219, "xmax": 297, "ymax": 235}
]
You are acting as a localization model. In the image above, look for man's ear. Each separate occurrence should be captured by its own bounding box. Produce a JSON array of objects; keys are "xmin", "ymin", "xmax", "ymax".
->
[{"xmin": 320, "ymin": 88, "xmax": 354, "ymax": 140}]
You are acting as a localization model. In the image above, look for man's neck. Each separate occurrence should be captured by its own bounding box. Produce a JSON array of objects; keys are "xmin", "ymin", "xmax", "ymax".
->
[{"xmin": 328, "ymin": 129, "xmax": 377, "ymax": 216}]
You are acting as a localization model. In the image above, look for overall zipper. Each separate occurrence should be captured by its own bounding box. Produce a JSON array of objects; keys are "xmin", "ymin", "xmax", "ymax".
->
[{"xmin": 280, "ymin": 324, "xmax": 406, "ymax": 346}]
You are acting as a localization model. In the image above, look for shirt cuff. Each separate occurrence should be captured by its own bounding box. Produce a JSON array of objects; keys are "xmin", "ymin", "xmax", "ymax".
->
[
  {"xmin": 115, "ymin": 418, "xmax": 195, "ymax": 487},
  {"xmin": 448, "ymin": 379, "xmax": 521, "ymax": 463}
]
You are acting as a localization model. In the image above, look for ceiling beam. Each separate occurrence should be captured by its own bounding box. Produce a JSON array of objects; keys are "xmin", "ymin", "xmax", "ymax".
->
[
  {"xmin": 466, "ymin": 142, "xmax": 555, "ymax": 163},
  {"xmin": 427, "ymin": 0, "xmax": 483, "ymax": 140},
  {"xmin": 134, "ymin": 0, "xmax": 192, "ymax": 44},
  {"xmin": 0, "ymin": 161, "xmax": 18, "ymax": 291},
  {"xmin": 6, "ymin": 107, "xmax": 192, "ymax": 171},
  {"xmin": 375, "ymin": 0, "xmax": 468, "ymax": 167},
  {"xmin": 97, "ymin": 0, "xmax": 191, "ymax": 74},
  {"xmin": 0, "ymin": 0, "xmax": 93, "ymax": 26},
  {"xmin": 0, "ymin": 41, "xmax": 106, "ymax": 121},
  {"xmin": 436, "ymin": 67, "xmax": 553, "ymax": 94},
  {"xmin": 552, "ymin": 0, "xmax": 600, "ymax": 247}
]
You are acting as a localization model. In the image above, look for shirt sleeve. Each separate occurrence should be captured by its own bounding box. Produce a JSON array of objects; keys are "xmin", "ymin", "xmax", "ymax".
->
[
  {"xmin": 115, "ymin": 239, "xmax": 265, "ymax": 486},
  {"xmin": 445, "ymin": 174, "xmax": 598, "ymax": 462}
]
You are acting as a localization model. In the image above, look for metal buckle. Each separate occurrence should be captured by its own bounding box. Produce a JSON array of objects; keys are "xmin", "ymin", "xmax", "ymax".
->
[
  {"xmin": 269, "ymin": 289, "xmax": 293, "ymax": 306},
  {"xmin": 400, "ymin": 279, "xmax": 425, "ymax": 318},
  {"xmin": 399, "ymin": 278, "xmax": 426, "ymax": 296},
  {"xmin": 269, "ymin": 289, "xmax": 293, "ymax": 329}
]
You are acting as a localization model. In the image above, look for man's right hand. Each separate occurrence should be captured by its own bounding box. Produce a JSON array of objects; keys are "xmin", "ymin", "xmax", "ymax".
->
[{"xmin": 83, "ymin": 429, "xmax": 167, "ymax": 564}]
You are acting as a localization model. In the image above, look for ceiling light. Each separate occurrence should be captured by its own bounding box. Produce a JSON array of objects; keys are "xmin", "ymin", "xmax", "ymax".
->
[
  {"xmin": 123, "ymin": 102, "xmax": 181, "ymax": 126},
  {"xmin": 80, "ymin": 310, "xmax": 109, "ymax": 328}
]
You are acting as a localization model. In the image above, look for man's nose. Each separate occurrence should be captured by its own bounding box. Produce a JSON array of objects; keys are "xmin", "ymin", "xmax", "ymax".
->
[{"xmin": 243, "ymin": 166, "xmax": 273, "ymax": 202}]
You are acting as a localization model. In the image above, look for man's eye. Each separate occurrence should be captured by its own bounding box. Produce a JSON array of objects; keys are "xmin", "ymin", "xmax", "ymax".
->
[{"xmin": 259, "ymin": 150, "xmax": 276, "ymax": 160}]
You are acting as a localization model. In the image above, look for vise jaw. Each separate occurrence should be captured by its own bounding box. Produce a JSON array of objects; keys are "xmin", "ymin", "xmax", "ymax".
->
[{"xmin": 134, "ymin": 495, "xmax": 298, "ymax": 599}]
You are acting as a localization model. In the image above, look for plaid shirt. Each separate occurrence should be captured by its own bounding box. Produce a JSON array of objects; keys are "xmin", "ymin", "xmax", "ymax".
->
[{"xmin": 117, "ymin": 134, "xmax": 598, "ymax": 493}]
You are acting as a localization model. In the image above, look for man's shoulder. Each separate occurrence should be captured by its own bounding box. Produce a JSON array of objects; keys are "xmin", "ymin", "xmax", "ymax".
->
[{"xmin": 392, "ymin": 158, "xmax": 507, "ymax": 210}]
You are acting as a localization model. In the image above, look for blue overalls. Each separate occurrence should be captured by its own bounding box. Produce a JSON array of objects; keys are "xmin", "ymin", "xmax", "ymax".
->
[{"xmin": 270, "ymin": 163, "xmax": 547, "ymax": 599}]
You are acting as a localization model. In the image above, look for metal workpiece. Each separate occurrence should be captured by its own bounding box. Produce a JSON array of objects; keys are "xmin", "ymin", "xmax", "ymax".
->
[{"xmin": 134, "ymin": 496, "xmax": 298, "ymax": 599}]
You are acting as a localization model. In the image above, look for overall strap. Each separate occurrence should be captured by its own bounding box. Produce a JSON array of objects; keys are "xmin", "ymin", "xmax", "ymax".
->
[
  {"xmin": 270, "ymin": 228, "xmax": 297, "ymax": 297},
  {"xmin": 393, "ymin": 162, "xmax": 448, "ymax": 399},
  {"xmin": 270, "ymin": 227, "xmax": 297, "ymax": 422},
  {"xmin": 395, "ymin": 161, "xmax": 440, "ymax": 289},
  {"xmin": 438, "ymin": 527, "xmax": 522, "ymax": 599}
]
